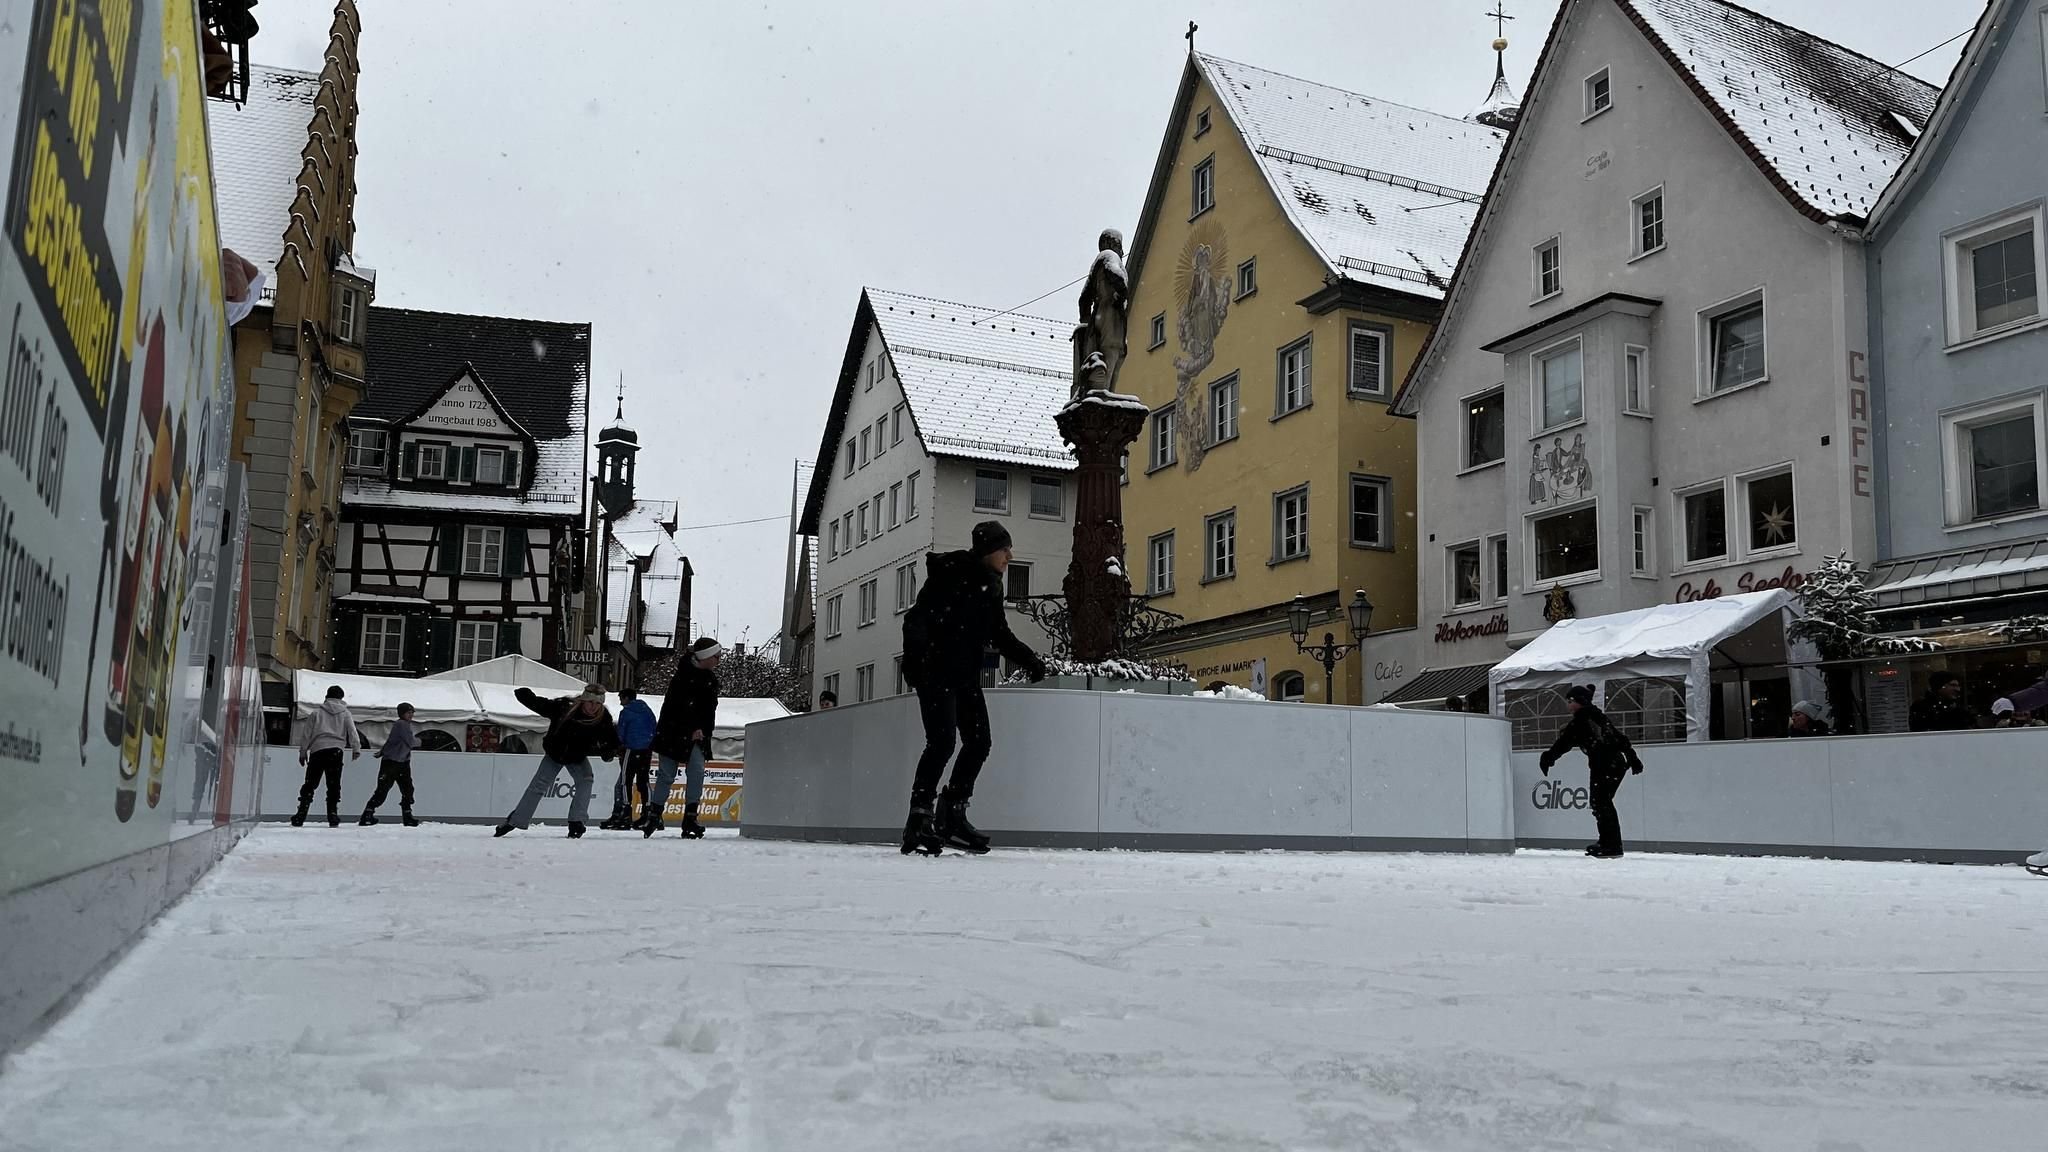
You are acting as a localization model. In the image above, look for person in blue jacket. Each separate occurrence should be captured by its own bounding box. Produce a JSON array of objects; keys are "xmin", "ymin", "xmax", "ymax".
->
[{"xmin": 601, "ymin": 687, "xmax": 659, "ymax": 830}]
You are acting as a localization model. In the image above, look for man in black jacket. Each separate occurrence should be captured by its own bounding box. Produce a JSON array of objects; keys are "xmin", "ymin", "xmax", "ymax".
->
[
  {"xmin": 1908, "ymin": 673, "xmax": 1976, "ymax": 731},
  {"xmin": 1538, "ymin": 684, "xmax": 1644, "ymax": 859},
  {"xmin": 495, "ymin": 684, "xmax": 622, "ymax": 838},
  {"xmin": 645, "ymin": 637, "xmax": 723, "ymax": 838},
  {"xmin": 899, "ymin": 521, "xmax": 1048, "ymax": 856}
]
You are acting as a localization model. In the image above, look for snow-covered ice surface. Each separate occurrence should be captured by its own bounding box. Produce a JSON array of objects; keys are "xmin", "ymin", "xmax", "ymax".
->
[{"xmin": 3, "ymin": 828, "xmax": 2045, "ymax": 1151}]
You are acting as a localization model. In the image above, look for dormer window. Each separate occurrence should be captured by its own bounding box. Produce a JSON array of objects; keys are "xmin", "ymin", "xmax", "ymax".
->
[
  {"xmin": 476, "ymin": 447, "xmax": 506, "ymax": 485},
  {"xmin": 346, "ymin": 426, "xmax": 387, "ymax": 472},
  {"xmin": 416, "ymin": 443, "xmax": 448, "ymax": 480},
  {"xmin": 330, "ymin": 254, "xmax": 375, "ymax": 347}
]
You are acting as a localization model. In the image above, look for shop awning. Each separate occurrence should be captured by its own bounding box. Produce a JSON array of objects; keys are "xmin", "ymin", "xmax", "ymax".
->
[
  {"xmin": 1378, "ymin": 663, "xmax": 1493, "ymax": 706},
  {"xmin": 1868, "ymin": 539, "xmax": 2048, "ymax": 608}
]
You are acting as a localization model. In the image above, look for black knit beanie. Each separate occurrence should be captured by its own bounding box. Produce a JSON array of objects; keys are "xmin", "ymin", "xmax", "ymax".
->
[
  {"xmin": 971, "ymin": 520, "xmax": 1013, "ymax": 557},
  {"xmin": 1566, "ymin": 684, "xmax": 1595, "ymax": 706}
]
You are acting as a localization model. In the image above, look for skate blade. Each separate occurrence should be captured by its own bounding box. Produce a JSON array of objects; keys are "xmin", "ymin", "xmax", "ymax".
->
[
  {"xmin": 941, "ymin": 836, "xmax": 991, "ymax": 855},
  {"xmin": 901, "ymin": 841, "xmax": 944, "ymax": 857},
  {"xmin": 2025, "ymin": 863, "xmax": 2048, "ymax": 877}
]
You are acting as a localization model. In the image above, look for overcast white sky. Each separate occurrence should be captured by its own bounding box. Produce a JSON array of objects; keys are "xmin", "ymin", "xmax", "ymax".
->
[{"xmin": 258, "ymin": 0, "xmax": 1971, "ymax": 644}]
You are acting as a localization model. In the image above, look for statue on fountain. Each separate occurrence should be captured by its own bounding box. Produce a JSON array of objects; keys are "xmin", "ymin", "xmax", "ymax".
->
[{"xmin": 1071, "ymin": 228, "xmax": 1130, "ymax": 399}]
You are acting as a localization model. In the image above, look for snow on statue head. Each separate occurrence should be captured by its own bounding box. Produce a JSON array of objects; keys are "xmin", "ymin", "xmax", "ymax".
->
[{"xmin": 1099, "ymin": 228, "xmax": 1124, "ymax": 256}]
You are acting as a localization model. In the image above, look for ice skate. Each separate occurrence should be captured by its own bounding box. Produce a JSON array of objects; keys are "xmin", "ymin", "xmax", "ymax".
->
[
  {"xmin": 679, "ymin": 803, "xmax": 706, "ymax": 839},
  {"xmin": 567, "ymin": 822, "xmax": 586, "ymax": 839},
  {"xmin": 290, "ymin": 806, "xmax": 307, "ymax": 828},
  {"xmin": 1587, "ymin": 845, "xmax": 1624, "ymax": 859},
  {"xmin": 2025, "ymin": 849, "xmax": 2048, "ymax": 877},
  {"xmin": 901, "ymin": 804, "xmax": 944, "ymax": 856},
  {"xmin": 936, "ymin": 792, "xmax": 990, "ymax": 854},
  {"xmin": 638, "ymin": 810, "xmax": 663, "ymax": 839},
  {"xmin": 493, "ymin": 823, "xmax": 514, "ymax": 838},
  {"xmin": 401, "ymin": 809, "xmax": 420, "ymax": 827},
  {"xmin": 358, "ymin": 810, "xmax": 378, "ymax": 827}
]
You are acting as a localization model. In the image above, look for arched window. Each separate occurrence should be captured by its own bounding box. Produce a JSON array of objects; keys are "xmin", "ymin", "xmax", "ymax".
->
[
  {"xmin": 416, "ymin": 729, "xmax": 461, "ymax": 753},
  {"xmin": 1273, "ymin": 671, "xmax": 1306, "ymax": 702}
]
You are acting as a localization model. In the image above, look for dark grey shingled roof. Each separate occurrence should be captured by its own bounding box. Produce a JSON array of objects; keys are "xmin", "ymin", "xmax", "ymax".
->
[{"xmin": 360, "ymin": 307, "xmax": 592, "ymax": 440}]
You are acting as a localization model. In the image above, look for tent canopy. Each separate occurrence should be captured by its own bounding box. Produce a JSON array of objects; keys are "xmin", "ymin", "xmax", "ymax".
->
[
  {"xmin": 292, "ymin": 669, "xmax": 482, "ymax": 725},
  {"xmin": 1490, "ymin": 590, "xmax": 1797, "ymax": 742},
  {"xmin": 426, "ymin": 654, "xmax": 587, "ymax": 691}
]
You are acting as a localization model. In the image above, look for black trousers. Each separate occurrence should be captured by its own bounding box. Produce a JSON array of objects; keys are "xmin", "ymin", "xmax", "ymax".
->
[
  {"xmin": 1589, "ymin": 759, "xmax": 1629, "ymax": 851},
  {"xmin": 366, "ymin": 758, "xmax": 415, "ymax": 812},
  {"xmin": 612, "ymin": 747, "xmax": 652, "ymax": 814},
  {"xmin": 297, "ymin": 748, "xmax": 344, "ymax": 812},
  {"xmin": 912, "ymin": 680, "xmax": 991, "ymax": 804}
]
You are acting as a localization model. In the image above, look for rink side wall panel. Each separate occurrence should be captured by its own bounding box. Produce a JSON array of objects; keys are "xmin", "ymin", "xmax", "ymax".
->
[{"xmin": 739, "ymin": 691, "xmax": 1518, "ymax": 852}]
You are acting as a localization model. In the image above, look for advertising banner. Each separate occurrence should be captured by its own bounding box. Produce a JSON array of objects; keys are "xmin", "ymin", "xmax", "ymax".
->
[{"xmin": 1, "ymin": 0, "xmax": 254, "ymax": 896}]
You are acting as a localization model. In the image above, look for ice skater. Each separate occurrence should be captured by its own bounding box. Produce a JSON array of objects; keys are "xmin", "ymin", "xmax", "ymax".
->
[
  {"xmin": 602, "ymin": 687, "xmax": 658, "ymax": 830},
  {"xmin": 358, "ymin": 702, "xmax": 423, "ymax": 826},
  {"xmin": 898, "ymin": 521, "xmax": 1047, "ymax": 856},
  {"xmin": 494, "ymin": 684, "xmax": 621, "ymax": 839},
  {"xmin": 644, "ymin": 637, "xmax": 723, "ymax": 839},
  {"xmin": 1538, "ymin": 684, "xmax": 1643, "ymax": 858},
  {"xmin": 294, "ymin": 685, "xmax": 363, "ymax": 827}
]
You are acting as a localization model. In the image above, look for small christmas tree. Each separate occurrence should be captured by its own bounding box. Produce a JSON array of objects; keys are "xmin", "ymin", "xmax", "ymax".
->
[{"xmin": 1787, "ymin": 553, "xmax": 1932, "ymax": 731}]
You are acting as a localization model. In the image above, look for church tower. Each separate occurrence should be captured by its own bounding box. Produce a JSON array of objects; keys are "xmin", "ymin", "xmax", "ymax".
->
[
  {"xmin": 595, "ymin": 381, "xmax": 639, "ymax": 518},
  {"xmin": 1472, "ymin": 3, "xmax": 1523, "ymax": 130}
]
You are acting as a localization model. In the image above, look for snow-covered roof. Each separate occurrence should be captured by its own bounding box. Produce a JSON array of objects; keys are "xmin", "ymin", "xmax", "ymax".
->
[
  {"xmin": 424, "ymin": 654, "xmax": 586, "ymax": 691},
  {"xmin": 1868, "ymin": 539, "xmax": 2048, "ymax": 609},
  {"xmin": 344, "ymin": 308, "xmax": 592, "ymax": 518},
  {"xmin": 869, "ymin": 289, "xmax": 1077, "ymax": 471},
  {"xmin": 206, "ymin": 66, "xmax": 320, "ymax": 287},
  {"xmin": 1193, "ymin": 54, "xmax": 1506, "ymax": 298},
  {"xmin": 1616, "ymin": 0, "xmax": 1939, "ymax": 222},
  {"xmin": 604, "ymin": 538, "xmax": 633, "ymax": 645},
  {"xmin": 1493, "ymin": 590, "xmax": 1794, "ymax": 682},
  {"xmin": 601, "ymin": 501, "xmax": 690, "ymax": 650}
]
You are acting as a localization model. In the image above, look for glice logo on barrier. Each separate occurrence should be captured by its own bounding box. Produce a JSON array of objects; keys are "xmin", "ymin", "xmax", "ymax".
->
[{"xmin": 1530, "ymin": 779, "xmax": 1590, "ymax": 810}]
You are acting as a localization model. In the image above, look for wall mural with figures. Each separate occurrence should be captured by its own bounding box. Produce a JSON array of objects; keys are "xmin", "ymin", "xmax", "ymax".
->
[
  {"xmin": 1171, "ymin": 222, "xmax": 1231, "ymax": 472},
  {"xmin": 1528, "ymin": 432, "xmax": 1592, "ymax": 504},
  {"xmin": 1, "ymin": 0, "xmax": 264, "ymax": 902}
]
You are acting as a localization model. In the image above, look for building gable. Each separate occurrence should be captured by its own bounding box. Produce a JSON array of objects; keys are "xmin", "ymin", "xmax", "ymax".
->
[{"xmin": 397, "ymin": 366, "xmax": 533, "ymax": 442}]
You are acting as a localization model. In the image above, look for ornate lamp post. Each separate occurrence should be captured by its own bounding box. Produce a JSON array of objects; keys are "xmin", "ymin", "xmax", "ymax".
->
[{"xmin": 1288, "ymin": 590, "xmax": 1374, "ymax": 705}]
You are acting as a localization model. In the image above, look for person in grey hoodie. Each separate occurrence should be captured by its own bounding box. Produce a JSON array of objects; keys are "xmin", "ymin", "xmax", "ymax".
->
[
  {"xmin": 359, "ymin": 702, "xmax": 423, "ymax": 827},
  {"xmin": 295, "ymin": 685, "xmax": 363, "ymax": 827}
]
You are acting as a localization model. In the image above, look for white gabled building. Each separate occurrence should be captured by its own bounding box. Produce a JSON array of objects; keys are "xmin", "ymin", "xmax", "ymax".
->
[
  {"xmin": 589, "ymin": 403, "xmax": 694, "ymax": 690},
  {"xmin": 330, "ymin": 308, "xmax": 594, "ymax": 676},
  {"xmin": 798, "ymin": 289, "xmax": 1078, "ymax": 707}
]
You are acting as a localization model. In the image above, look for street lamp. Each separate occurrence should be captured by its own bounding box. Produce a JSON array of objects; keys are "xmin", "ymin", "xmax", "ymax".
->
[{"xmin": 1288, "ymin": 589, "xmax": 1373, "ymax": 704}]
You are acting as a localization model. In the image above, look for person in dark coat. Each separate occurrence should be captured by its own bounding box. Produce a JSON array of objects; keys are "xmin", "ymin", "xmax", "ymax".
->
[
  {"xmin": 898, "ymin": 521, "xmax": 1047, "ymax": 856},
  {"xmin": 1908, "ymin": 673, "xmax": 1975, "ymax": 731},
  {"xmin": 1538, "ymin": 685, "xmax": 1644, "ymax": 859},
  {"xmin": 494, "ymin": 684, "xmax": 621, "ymax": 838},
  {"xmin": 646, "ymin": 637, "xmax": 723, "ymax": 838},
  {"xmin": 602, "ymin": 688, "xmax": 659, "ymax": 830}
]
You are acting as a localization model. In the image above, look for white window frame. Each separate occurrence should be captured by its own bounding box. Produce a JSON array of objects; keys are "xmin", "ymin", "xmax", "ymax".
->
[
  {"xmin": 1347, "ymin": 322, "xmax": 1393, "ymax": 399},
  {"xmin": 1630, "ymin": 186, "xmax": 1666, "ymax": 260},
  {"xmin": 1737, "ymin": 464, "xmax": 1800, "ymax": 560},
  {"xmin": 841, "ymin": 511, "xmax": 853, "ymax": 547},
  {"xmin": 858, "ymin": 579, "xmax": 878, "ymax": 627},
  {"xmin": 889, "ymin": 482, "xmax": 902, "ymax": 529},
  {"xmin": 1236, "ymin": 258, "xmax": 1257, "ymax": 300},
  {"xmin": 1192, "ymin": 155, "xmax": 1215, "ymax": 217},
  {"xmin": 1583, "ymin": 67, "xmax": 1613, "ymax": 119},
  {"xmin": 825, "ymin": 593, "xmax": 844, "ymax": 638},
  {"xmin": 1204, "ymin": 510, "xmax": 1236, "ymax": 582},
  {"xmin": 1028, "ymin": 475, "xmax": 1062, "ymax": 520},
  {"xmin": 346, "ymin": 426, "xmax": 387, "ymax": 472},
  {"xmin": 1698, "ymin": 287, "xmax": 1769, "ymax": 398},
  {"xmin": 893, "ymin": 404, "xmax": 906, "ymax": 445},
  {"xmin": 336, "ymin": 285, "xmax": 363, "ymax": 344},
  {"xmin": 1005, "ymin": 561, "xmax": 1032, "ymax": 603},
  {"xmin": 1273, "ymin": 671, "xmax": 1306, "ymax": 703},
  {"xmin": 973, "ymin": 468, "xmax": 1010, "ymax": 514},
  {"xmin": 874, "ymin": 416, "xmax": 889, "ymax": 457},
  {"xmin": 906, "ymin": 471, "xmax": 921, "ymax": 520},
  {"xmin": 1349, "ymin": 474, "xmax": 1391, "ymax": 550},
  {"xmin": 1210, "ymin": 374, "xmax": 1239, "ymax": 444},
  {"xmin": 1149, "ymin": 313, "xmax": 1166, "ymax": 350},
  {"xmin": 856, "ymin": 663, "xmax": 875, "ymax": 703},
  {"xmin": 1943, "ymin": 202, "xmax": 2045, "ymax": 346},
  {"xmin": 1462, "ymin": 385, "xmax": 1506, "ymax": 472},
  {"xmin": 844, "ymin": 439, "xmax": 855, "ymax": 476},
  {"xmin": 1531, "ymin": 336, "xmax": 1584, "ymax": 434},
  {"xmin": 455, "ymin": 621, "xmax": 497, "ymax": 668},
  {"xmin": 896, "ymin": 563, "xmax": 917, "ymax": 613},
  {"xmin": 359, "ymin": 614, "xmax": 406, "ymax": 669},
  {"xmin": 828, "ymin": 521, "xmax": 841, "ymax": 558},
  {"xmin": 1448, "ymin": 540, "xmax": 1484, "ymax": 609},
  {"xmin": 1940, "ymin": 392, "xmax": 2048, "ymax": 527},
  {"xmin": 1675, "ymin": 478, "xmax": 1732, "ymax": 570},
  {"xmin": 822, "ymin": 673, "xmax": 839, "ymax": 702},
  {"xmin": 1623, "ymin": 344, "xmax": 1652, "ymax": 416},
  {"xmin": 1275, "ymin": 336, "xmax": 1312, "ymax": 418},
  {"xmin": 859, "ymin": 428, "xmax": 871, "ymax": 467},
  {"xmin": 1272, "ymin": 485, "xmax": 1310, "ymax": 564},
  {"xmin": 1527, "ymin": 499, "xmax": 1601, "ymax": 586},
  {"xmin": 462, "ymin": 525, "xmax": 505, "ymax": 577},
  {"xmin": 857, "ymin": 502, "xmax": 869, "ymax": 545},
  {"xmin": 1533, "ymin": 237, "xmax": 1561, "ymax": 302},
  {"xmin": 1148, "ymin": 531, "xmax": 1175, "ymax": 596},
  {"xmin": 474, "ymin": 446, "xmax": 506, "ymax": 486},
  {"xmin": 1631, "ymin": 506, "xmax": 1655, "ymax": 577},
  {"xmin": 1488, "ymin": 533, "xmax": 1510, "ymax": 603},
  {"xmin": 416, "ymin": 442, "xmax": 447, "ymax": 481},
  {"xmin": 1149, "ymin": 405, "xmax": 1177, "ymax": 471}
]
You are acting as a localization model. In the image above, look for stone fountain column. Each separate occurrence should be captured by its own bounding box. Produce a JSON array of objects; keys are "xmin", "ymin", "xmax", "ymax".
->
[{"xmin": 1056, "ymin": 394, "xmax": 1147, "ymax": 663}]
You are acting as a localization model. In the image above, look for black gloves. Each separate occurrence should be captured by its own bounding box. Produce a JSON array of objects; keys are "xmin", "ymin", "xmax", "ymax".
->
[
  {"xmin": 1628, "ymin": 755, "xmax": 1644, "ymax": 775},
  {"xmin": 1025, "ymin": 654, "xmax": 1049, "ymax": 683},
  {"xmin": 1538, "ymin": 754, "xmax": 1554, "ymax": 777}
]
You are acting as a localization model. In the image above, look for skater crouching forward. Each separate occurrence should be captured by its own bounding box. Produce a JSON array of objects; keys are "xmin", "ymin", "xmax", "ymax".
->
[
  {"xmin": 495, "ymin": 684, "xmax": 622, "ymax": 839},
  {"xmin": 899, "ymin": 521, "xmax": 1047, "ymax": 856},
  {"xmin": 1538, "ymin": 685, "xmax": 1643, "ymax": 858},
  {"xmin": 646, "ymin": 637, "xmax": 724, "ymax": 838}
]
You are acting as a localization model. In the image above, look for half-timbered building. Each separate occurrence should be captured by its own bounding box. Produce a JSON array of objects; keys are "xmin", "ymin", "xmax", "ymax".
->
[{"xmin": 328, "ymin": 308, "xmax": 594, "ymax": 675}]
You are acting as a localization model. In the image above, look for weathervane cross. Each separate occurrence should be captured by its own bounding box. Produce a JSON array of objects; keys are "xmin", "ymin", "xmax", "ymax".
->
[
  {"xmin": 1185, "ymin": 20, "xmax": 1198, "ymax": 52},
  {"xmin": 1486, "ymin": 2, "xmax": 1514, "ymax": 38}
]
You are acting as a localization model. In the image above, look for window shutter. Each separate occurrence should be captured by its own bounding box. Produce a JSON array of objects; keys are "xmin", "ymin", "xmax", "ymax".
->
[
  {"xmin": 460, "ymin": 446, "xmax": 477, "ymax": 483},
  {"xmin": 498, "ymin": 618, "xmax": 522, "ymax": 657},
  {"xmin": 505, "ymin": 448, "xmax": 522, "ymax": 488},
  {"xmin": 438, "ymin": 526, "xmax": 464, "ymax": 575},
  {"xmin": 333, "ymin": 610, "xmax": 360, "ymax": 671},
  {"xmin": 401, "ymin": 441, "xmax": 418, "ymax": 480},
  {"xmin": 428, "ymin": 617, "xmax": 456, "ymax": 672},
  {"xmin": 408, "ymin": 613, "xmax": 432, "ymax": 671},
  {"xmin": 503, "ymin": 531, "xmax": 525, "ymax": 577}
]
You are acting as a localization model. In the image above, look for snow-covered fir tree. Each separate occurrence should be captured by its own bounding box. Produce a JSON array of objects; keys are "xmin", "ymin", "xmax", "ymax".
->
[{"xmin": 1787, "ymin": 553, "xmax": 1932, "ymax": 658}]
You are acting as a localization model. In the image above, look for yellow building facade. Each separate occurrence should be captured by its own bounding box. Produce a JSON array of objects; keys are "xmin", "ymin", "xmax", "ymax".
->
[{"xmin": 1120, "ymin": 54, "xmax": 1504, "ymax": 702}]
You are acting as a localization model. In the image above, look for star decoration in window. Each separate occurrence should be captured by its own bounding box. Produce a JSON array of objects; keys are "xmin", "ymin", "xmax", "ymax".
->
[{"xmin": 1758, "ymin": 503, "xmax": 1793, "ymax": 545}]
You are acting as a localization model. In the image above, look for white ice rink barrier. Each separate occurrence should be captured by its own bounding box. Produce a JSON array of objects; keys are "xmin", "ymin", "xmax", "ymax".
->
[{"xmin": 739, "ymin": 690, "xmax": 1517, "ymax": 853}]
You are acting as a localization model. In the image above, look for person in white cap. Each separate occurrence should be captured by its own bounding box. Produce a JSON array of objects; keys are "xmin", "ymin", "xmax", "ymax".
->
[
  {"xmin": 646, "ymin": 637, "xmax": 723, "ymax": 838},
  {"xmin": 1787, "ymin": 701, "xmax": 1831, "ymax": 738}
]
